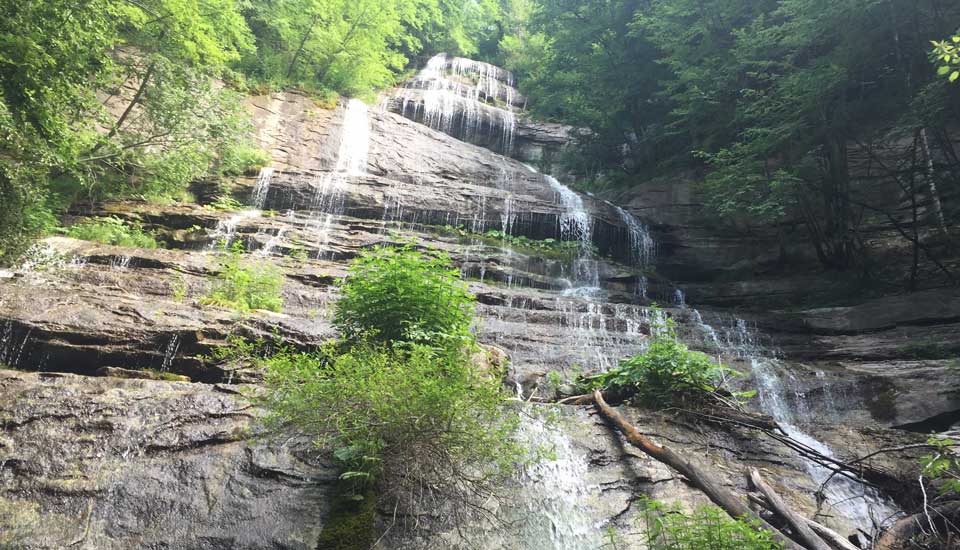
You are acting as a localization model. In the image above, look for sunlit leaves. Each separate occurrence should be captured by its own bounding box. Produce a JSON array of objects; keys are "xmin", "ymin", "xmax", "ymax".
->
[{"xmin": 932, "ymin": 37, "xmax": 960, "ymax": 83}]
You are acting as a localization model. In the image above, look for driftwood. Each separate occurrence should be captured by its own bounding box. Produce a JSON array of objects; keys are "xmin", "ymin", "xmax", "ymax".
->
[
  {"xmin": 590, "ymin": 390, "xmax": 807, "ymax": 550},
  {"xmin": 875, "ymin": 500, "xmax": 960, "ymax": 550},
  {"xmin": 749, "ymin": 468, "xmax": 833, "ymax": 550},
  {"xmin": 803, "ymin": 519, "xmax": 861, "ymax": 550}
]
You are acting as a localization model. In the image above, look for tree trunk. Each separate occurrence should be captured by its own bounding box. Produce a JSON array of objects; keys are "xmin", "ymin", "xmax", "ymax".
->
[
  {"xmin": 287, "ymin": 13, "xmax": 321, "ymax": 79},
  {"xmin": 590, "ymin": 390, "xmax": 807, "ymax": 550},
  {"xmin": 749, "ymin": 468, "xmax": 832, "ymax": 550},
  {"xmin": 107, "ymin": 62, "xmax": 155, "ymax": 141},
  {"xmin": 920, "ymin": 128, "xmax": 949, "ymax": 236}
]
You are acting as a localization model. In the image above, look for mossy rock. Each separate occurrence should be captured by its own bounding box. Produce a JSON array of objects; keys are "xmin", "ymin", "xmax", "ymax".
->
[{"xmin": 317, "ymin": 483, "xmax": 377, "ymax": 550}]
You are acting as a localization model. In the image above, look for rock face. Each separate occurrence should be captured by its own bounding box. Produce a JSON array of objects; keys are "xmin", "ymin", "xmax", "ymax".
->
[
  {"xmin": 0, "ymin": 57, "xmax": 952, "ymax": 549},
  {"xmin": 0, "ymin": 370, "xmax": 333, "ymax": 550}
]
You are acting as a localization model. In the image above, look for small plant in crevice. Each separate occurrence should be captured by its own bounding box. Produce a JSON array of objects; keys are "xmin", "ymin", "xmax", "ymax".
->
[
  {"xmin": 204, "ymin": 195, "xmax": 245, "ymax": 212},
  {"xmin": 200, "ymin": 241, "xmax": 283, "ymax": 312},
  {"xmin": 62, "ymin": 216, "xmax": 159, "ymax": 249},
  {"xmin": 581, "ymin": 310, "xmax": 754, "ymax": 409},
  {"xmin": 641, "ymin": 499, "xmax": 783, "ymax": 550},
  {"xmin": 921, "ymin": 437, "xmax": 960, "ymax": 496}
]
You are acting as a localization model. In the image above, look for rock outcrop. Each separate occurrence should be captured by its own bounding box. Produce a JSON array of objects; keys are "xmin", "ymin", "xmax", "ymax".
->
[{"xmin": 0, "ymin": 57, "xmax": 951, "ymax": 549}]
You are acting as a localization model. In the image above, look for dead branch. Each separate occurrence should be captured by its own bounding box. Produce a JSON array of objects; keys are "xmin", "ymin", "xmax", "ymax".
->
[
  {"xmin": 590, "ymin": 390, "xmax": 807, "ymax": 550},
  {"xmin": 750, "ymin": 468, "xmax": 833, "ymax": 550}
]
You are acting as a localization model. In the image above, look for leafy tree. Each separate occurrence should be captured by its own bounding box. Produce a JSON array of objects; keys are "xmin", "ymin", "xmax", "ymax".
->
[{"xmin": 0, "ymin": 0, "xmax": 261, "ymax": 263}]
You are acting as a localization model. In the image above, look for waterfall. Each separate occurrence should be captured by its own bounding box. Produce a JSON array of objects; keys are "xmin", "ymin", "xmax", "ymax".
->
[
  {"xmin": 396, "ymin": 53, "xmax": 518, "ymax": 154},
  {"xmin": 505, "ymin": 410, "xmax": 605, "ymax": 550},
  {"xmin": 251, "ymin": 167, "xmax": 275, "ymax": 209},
  {"xmin": 693, "ymin": 313, "xmax": 900, "ymax": 539},
  {"xmin": 305, "ymin": 98, "xmax": 370, "ymax": 258},
  {"xmin": 207, "ymin": 209, "xmax": 261, "ymax": 250},
  {"xmin": 335, "ymin": 99, "xmax": 370, "ymax": 175},
  {"xmin": 614, "ymin": 206, "xmax": 656, "ymax": 269}
]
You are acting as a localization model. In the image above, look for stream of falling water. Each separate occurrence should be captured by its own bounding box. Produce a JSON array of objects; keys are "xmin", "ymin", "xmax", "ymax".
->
[
  {"xmin": 689, "ymin": 312, "xmax": 900, "ymax": 539},
  {"xmin": 501, "ymin": 410, "xmax": 605, "ymax": 550},
  {"xmin": 307, "ymin": 98, "xmax": 370, "ymax": 257},
  {"xmin": 251, "ymin": 166, "xmax": 275, "ymax": 209},
  {"xmin": 397, "ymin": 54, "xmax": 518, "ymax": 154}
]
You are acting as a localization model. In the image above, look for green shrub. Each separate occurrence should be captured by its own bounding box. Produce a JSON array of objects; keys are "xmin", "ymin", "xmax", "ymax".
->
[
  {"xmin": 333, "ymin": 244, "xmax": 475, "ymax": 345},
  {"xmin": 642, "ymin": 500, "xmax": 783, "ymax": 550},
  {"xmin": 63, "ymin": 216, "xmax": 159, "ymax": 249},
  {"xmin": 200, "ymin": 242, "xmax": 283, "ymax": 312},
  {"xmin": 921, "ymin": 437, "xmax": 960, "ymax": 495},
  {"xmin": 218, "ymin": 143, "xmax": 271, "ymax": 176},
  {"xmin": 250, "ymin": 243, "xmax": 523, "ymax": 524},
  {"xmin": 205, "ymin": 195, "xmax": 245, "ymax": 212},
  {"xmin": 261, "ymin": 341, "xmax": 521, "ymax": 487},
  {"xmin": 584, "ymin": 312, "xmax": 753, "ymax": 407}
]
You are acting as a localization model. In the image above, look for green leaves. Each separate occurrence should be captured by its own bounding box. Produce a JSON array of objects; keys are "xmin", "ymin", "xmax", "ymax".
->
[
  {"xmin": 200, "ymin": 241, "xmax": 284, "ymax": 312},
  {"xmin": 932, "ymin": 36, "xmax": 960, "ymax": 83},
  {"xmin": 582, "ymin": 308, "xmax": 752, "ymax": 408},
  {"xmin": 333, "ymin": 243, "xmax": 476, "ymax": 345},
  {"xmin": 642, "ymin": 498, "xmax": 783, "ymax": 550}
]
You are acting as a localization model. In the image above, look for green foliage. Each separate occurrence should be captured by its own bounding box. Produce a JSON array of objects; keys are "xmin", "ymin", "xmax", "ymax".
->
[
  {"xmin": 921, "ymin": 437, "xmax": 960, "ymax": 496},
  {"xmin": 63, "ymin": 216, "xmax": 159, "ymax": 249},
  {"xmin": 218, "ymin": 144, "xmax": 271, "ymax": 176},
  {"xmin": 932, "ymin": 36, "xmax": 960, "ymax": 83},
  {"xmin": 200, "ymin": 241, "xmax": 284, "ymax": 312},
  {"xmin": 505, "ymin": 0, "xmax": 960, "ymax": 270},
  {"xmin": 0, "ymin": 0, "xmax": 261, "ymax": 263},
  {"xmin": 583, "ymin": 311, "xmax": 752, "ymax": 407},
  {"xmin": 261, "ymin": 340, "xmax": 520, "ymax": 485},
  {"xmin": 332, "ymin": 244, "xmax": 476, "ymax": 344},
  {"xmin": 236, "ymin": 0, "xmax": 503, "ymax": 98},
  {"xmin": 642, "ymin": 499, "xmax": 783, "ymax": 550},
  {"xmin": 206, "ymin": 195, "xmax": 245, "ymax": 212}
]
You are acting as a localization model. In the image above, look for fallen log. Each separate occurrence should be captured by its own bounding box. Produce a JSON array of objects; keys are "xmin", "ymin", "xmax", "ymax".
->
[
  {"xmin": 749, "ymin": 468, "xmax": 833, "ymax": 550},
  {"xmin": 875, "ymin": 500, "xmax": 960, "ymax": 550},
  {"xmin": 803, "ymin": 519, "xmax": 861, "ymax": 550},
  {"xmin": 590, "ymin": 390, "xmax": 807, "ymax": 550}
]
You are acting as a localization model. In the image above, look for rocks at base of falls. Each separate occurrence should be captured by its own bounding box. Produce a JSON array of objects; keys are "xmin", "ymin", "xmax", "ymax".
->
[{"xmin": 0, "ymin": 370, "xmax": 334, "ymax": 550}]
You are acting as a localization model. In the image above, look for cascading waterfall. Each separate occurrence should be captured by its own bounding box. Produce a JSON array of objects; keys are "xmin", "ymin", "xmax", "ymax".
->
[
  {"xmin": 614, "ymin": 205, "xmax": 656, "ymax": 269},
  {"xmin": 335, "ymin": 99, "xmax": 370, "ymax": 175},
  {"xmin": 207, "ymin": 209, "xmax": 261, "ymax": 250},
  {"xmin": 692, "ymin": 313, "xmax": 900, "ymax": 539},
  {"xmin": 502, "ymin": 411, "xmax": 605, "ymax": 550},
  {"xmin": 307, "ymin": 98, "xmax": 370, "ymax": 257},
  {"xmin": 396, "ymin": 54, "xmax": 518, "ymax": 154},
  {"xmin": 251, "ymin": 166, "xmax": 275, "ymax": 209}
]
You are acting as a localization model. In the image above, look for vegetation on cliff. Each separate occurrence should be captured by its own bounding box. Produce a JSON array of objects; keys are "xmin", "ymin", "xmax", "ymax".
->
[
  {"xmin": 0, "ymin": 0, "xmax": 512, "ymax": 264},
  {"xmin": 254, "ymin": 245, "xmax": 523, "ymax": 526}
]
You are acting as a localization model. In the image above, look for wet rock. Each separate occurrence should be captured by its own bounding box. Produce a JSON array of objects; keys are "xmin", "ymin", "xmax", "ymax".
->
[{"xmin": 0, "ymin": 370, "xmax": 333, "ymax": 549}]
